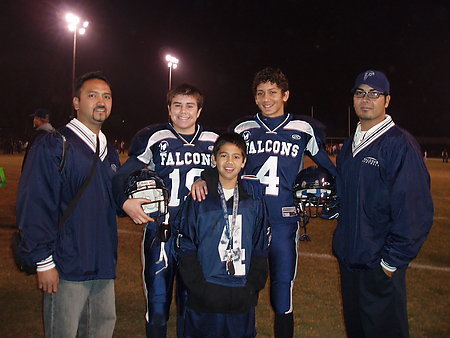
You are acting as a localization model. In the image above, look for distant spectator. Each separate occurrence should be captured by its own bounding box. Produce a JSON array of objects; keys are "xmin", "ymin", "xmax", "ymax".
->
[
  {"xmin": 22, "ymin": 108, "xmax": 55, "ymax": 171},
  {"xmin": 442, "ymin": 149, "xmax": 448, "ymax": 163},
  {"xmin": 119, "ymin": 140, "xmax": 125, "ymax": 154},
  {"xmin": 7, "ymin": 139, "xmax": 14, "ymax": 154},
  {"xmin": 31, "ymin": 108, "xmax": 55, "ymax": 133}
]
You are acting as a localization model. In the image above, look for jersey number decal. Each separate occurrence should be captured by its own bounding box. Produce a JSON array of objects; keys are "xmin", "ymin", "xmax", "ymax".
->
[
  {"xmin": 256, "ymin": 156, "xmax": 279, "ymax": 196},
  {"xmin": 168, "ymin": 168, "xmax": 204, "ymax": 207},
  {"xmin": 218, "ymin": 214, "xmax": 246, "ymax": 276}
]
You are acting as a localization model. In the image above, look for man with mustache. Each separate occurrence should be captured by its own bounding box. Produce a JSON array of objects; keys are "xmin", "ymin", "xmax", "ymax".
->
[
  {"xmin": 333, "ymin": 70, "xmax": 433, "ymax": 338},
  {"xmin": 17, "ymin": 71, "xmax": 120, "ymax": 337}
]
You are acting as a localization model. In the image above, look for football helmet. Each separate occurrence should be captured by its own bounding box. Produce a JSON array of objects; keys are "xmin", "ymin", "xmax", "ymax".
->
[
  {"xmin": 124, "ymin": 169, "xmax": 169, "ymax": 219},
  {"xmin": 293, "ymin": 166, "xmax": 338, "ymax": 241},
  {"xmin": 293, "ymin": 166, "xmax": 338, "ymax": 219}
]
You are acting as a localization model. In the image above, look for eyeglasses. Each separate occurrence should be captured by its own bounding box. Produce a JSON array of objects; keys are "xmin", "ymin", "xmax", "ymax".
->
[{"xmin": 353, "ymin": 89, "xmax": 385, "ymax": 99}]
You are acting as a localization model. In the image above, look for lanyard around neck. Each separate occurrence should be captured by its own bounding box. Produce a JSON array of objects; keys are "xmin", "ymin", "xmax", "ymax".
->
[{"xmin": 217, "ymin": 182, "xmax": 239, "ymax": 250}]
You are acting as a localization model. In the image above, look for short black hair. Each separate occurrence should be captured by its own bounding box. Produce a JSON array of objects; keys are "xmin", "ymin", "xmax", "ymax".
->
[
  {"xmin": 74, "ymin": 71, "xmax": 112, "ymax": 98},
  {"xmin": 167, "ymin": 83, "xmax": 204, "ymax": 109},
  {"xmin": 213, "ymin": 132, "xmax": 247, "ymax": 160},
  {"xmin": 252, "ymin": 67, "xmax": 289, "ymax": 96}
]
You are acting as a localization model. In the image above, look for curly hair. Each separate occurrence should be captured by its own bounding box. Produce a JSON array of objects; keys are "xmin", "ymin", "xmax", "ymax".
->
[{"xmin": 252, "ymin": 67, "xmax": 289, "ymax": 95}]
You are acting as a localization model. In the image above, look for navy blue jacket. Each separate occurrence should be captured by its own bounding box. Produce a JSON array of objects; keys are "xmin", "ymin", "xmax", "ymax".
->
[
  {"xmin": 333, "ymin": 122, "xmax": 433, "ymax": 270},
  {"xmin": 16, "ymin": 123, "xmax": 120, "ymax": 281},
  {"xmin": 176, "ymin": 171, "xmax": 270, "ymax": 313}
]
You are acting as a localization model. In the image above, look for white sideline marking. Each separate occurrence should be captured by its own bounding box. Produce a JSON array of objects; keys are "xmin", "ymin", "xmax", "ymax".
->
[
  {"xmin": 433, "ymin": 196, "xmax": 450, "ymax": 200},
  {"xmin": 409, "ymin": 262, "xmax": 450, "ymax": 272},
  {"xmin": 119, "ymin": 229, "xmax": 450, "ymax": 272},
  {"xmin": 299, "ymin": 252, "xmax": 450, "ymax": 272},
  {"xmin": 118, "ymin": 228, "xmax": 142, "ymax": 235}
]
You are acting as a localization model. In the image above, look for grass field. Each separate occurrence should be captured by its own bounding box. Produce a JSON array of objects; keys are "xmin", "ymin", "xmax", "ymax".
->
[{"xmin": 0, "ymin": 154, "xmax": 449, "ymax": 337}]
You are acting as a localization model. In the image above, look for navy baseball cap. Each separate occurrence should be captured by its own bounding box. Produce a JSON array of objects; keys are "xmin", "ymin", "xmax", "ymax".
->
[
  {"xmin": 352, "ymin": 70, "xmax": 390, "ymax": 94},
  {"xmin": 30, "ymin": 108, "xmax": 50, "ymax": 119}
]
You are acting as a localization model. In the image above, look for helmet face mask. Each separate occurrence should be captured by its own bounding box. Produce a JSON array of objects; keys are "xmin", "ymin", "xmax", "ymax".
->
[
  {"xmin": 293, "ymin": 166, "xmax": 337, "ymax": 218},
  {"xmin": 125, "ymin": 169, "xmax": 169, "ymax": 220}
]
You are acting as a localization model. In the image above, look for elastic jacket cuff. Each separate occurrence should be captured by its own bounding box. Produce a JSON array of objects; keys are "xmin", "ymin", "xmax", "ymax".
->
[
  {"xmin": 36, "ymin": 255, "xmax": 56, "ymax": 272},
  {"xmin": 380, "ymin": 258, "xmax": 397, "ymax": 272}
]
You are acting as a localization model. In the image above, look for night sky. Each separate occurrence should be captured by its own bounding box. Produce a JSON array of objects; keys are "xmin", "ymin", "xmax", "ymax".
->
[{"xmin": 1, "ymin": 0, "xmax": 449, "ymax": 143}]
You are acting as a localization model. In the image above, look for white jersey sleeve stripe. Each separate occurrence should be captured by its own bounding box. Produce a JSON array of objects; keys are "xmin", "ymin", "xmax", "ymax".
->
[
  {"xmin": 137, "ymin": 129, "xmax": 177, "ymax": 167},
  {"xmin": 284, "ymin": 120, "xmax": 319, "ymax": 156},
  {"xmin": 198, "ymin": 131, "xmax": 219, "ymax": 142},
  {"xmin": 234, "ymin": 120, "xmax": 260, "ymax": 133}
]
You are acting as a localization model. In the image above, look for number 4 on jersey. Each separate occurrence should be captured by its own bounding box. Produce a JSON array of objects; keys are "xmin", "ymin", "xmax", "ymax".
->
[
  {"xmin": 218, "ymin": 214, "xmax": 246, "ymax": 276},
  {"xmin": 256, "ymin": 156, "xmax": 279, "ymax": 196}
]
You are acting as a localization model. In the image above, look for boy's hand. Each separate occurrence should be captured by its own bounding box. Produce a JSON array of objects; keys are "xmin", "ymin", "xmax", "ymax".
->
[
  {"xmin": 190, "ymin": 178, "xmax": 208, "ymax": 201},
  {"xmin": 382, "ymin": 266, "xmax": 394, "ymax": 278},
  {"xmin": 123, "ymin": 198, "xmax": 155, "ymax": 224}
]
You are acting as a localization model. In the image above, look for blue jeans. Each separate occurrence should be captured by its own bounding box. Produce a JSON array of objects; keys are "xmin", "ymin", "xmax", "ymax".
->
[{"xmin": 43, "ymin": 279, "xmax": 116, "ymax": 338}]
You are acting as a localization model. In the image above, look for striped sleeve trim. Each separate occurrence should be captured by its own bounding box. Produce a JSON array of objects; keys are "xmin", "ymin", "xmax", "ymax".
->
[
  {"xmin": 36, "ymin": 255, "xmax": 56, "ymax": 272},
  {"xmin": 284, "ymin": 119, "xmax": 320, "ymax": 156},
  {"xmin": 380, "ymin": 259, "xmax": 397, "ymax": 272},
  {"xmin": 136, "ymin": 129, "xmax": 175, "ymax": 165},
  {"xmin": 198, "ymin": 131, "xmax": 219, "ymax": 143}
]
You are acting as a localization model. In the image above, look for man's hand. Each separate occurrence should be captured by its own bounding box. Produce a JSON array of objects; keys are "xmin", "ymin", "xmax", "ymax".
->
[
  {"xmin": 382, "ymin": 266, "xmax": 394, "ymax": 278},
  {"xmin": 123, "ymin": 198, "xmax": 155, "ymax": 224},
  {"xmin": 37, "ymin": 268, "xmax": 59, "ymax": 293},
  {"xmin": 190, "ymin": 178, "xmax": 208, "ymax": 202}
]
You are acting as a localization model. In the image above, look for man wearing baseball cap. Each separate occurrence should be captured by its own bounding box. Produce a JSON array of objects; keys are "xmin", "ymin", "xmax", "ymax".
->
[
  {"xmin": 22, "ymin": 108, "xmax": 56, "ymax": 171},
  {"xmin": 30, "ymin": 108, "xmax": 55, "ymax": 132},
  {"xmin": 332, "ymin": 70, "xmax": 434, "ymax": 337}
]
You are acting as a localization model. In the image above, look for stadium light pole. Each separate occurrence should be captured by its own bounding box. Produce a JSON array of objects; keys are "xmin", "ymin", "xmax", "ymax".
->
[
  {"xmin": 66, "ymin": 13, "xmax": 89, "ymax": 95},
  {"xmin": 165, "ymin": 54, "xmax": 179, "ymax": 90}
]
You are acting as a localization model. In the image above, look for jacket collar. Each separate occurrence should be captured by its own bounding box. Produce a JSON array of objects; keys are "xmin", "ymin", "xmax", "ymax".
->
[
  {"xmin": 66, "ymin": 118, "xmax": 108, "ymax": 161},
  {"xmin": 351, "ymin": 115, "xmax": 395, "ymax": 157}
]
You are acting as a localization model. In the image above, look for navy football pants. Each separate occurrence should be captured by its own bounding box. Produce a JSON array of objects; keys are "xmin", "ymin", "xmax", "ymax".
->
[
  {"xmin": 269, "ymin": 222, "xmax": 299, "ymax": 314},
  {"xmin": 142, "ymin": 222, "xmax": 187, "ymax": 337}
]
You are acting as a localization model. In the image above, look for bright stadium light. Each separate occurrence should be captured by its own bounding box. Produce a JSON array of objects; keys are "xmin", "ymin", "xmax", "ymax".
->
[
  {"xmin": 165, "ymin": 54, "xmax": 179, "ymax": 90},
  {"xmin": 65, "ymin": 13, "xmax": 89, "ymax": 94}
]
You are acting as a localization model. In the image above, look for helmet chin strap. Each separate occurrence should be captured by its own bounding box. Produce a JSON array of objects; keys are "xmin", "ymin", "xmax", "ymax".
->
[
  {"xmin": 163, "ymin": 211, "xmax": 170, "ymax": 224},
  {"xmin": 155, "ymin": 242, "xmax": 168, "ymax": 275},
  {"xmin": 154, "ymin": 212, "xmax": 171, "ymax": 275}
]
